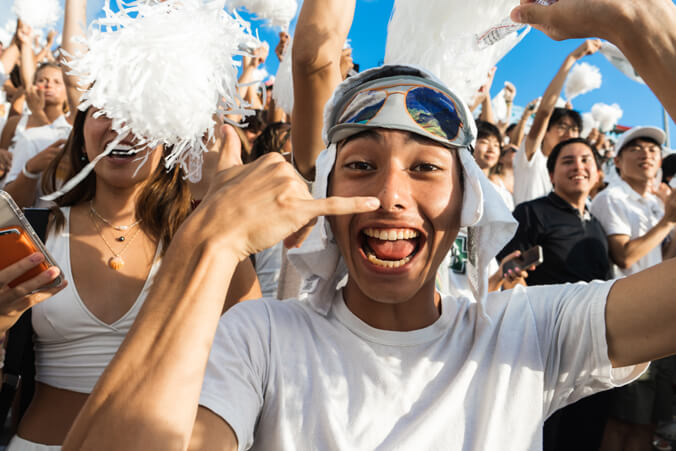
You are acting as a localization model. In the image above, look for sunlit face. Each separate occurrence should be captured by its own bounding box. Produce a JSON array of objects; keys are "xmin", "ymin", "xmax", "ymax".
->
[
  {"xmin": 615, "ymin": 138, "xmax": 662, "ymax": 184},
  {"xmin": 34, "ymin": 66, "xmax": 67, "ymax": 107},
  {"xmin": 474, "ymin": 134, "xmax": 500, "ymax": 170},
  {"xmin": 544, "ymin": 117, "xmax": 580, "ymax": 151},
  {"xmin": 550, "ymin": 142, "xmax": 599, "ymax": 199},
  {"xmin": 83, "ymin": 108, "xmax": 163, "ymax": 189},
  {"xmin": 329, "ymin": 129, "xmax": 463, "ymax": 305}
]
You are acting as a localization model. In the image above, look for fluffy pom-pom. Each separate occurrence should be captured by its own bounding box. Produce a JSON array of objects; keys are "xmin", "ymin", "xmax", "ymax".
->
[
  {"xmin": 591, "ymin": 103, "xmax": 623, "ymax": 133},
  {"xmin": 67, "ymin": 0, "xmax": 257, "ymax": 181},
  {"xmin": 227, "ymin": 0, "xmax": 298, "ymax": 30},
  {"xmin": 384, "ymin": 0, "xmax": 529, "ymax": 104},
  {"xmin": 581, "ymin": 112, "xmax": 597, "ymax": 139},
  {"xmin": 12, "ymin": 0, "xmax": 61, "ymax": 30},
  {"xmin": 564, "ymin": 62, "xmax": 602, "ymax": 101},
  {"xmin": 272, "ymin": 36, "xmax": 294, "ymax": 115}
]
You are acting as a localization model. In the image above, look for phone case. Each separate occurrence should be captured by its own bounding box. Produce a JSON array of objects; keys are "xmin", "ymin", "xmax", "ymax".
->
[{"xmin": 0, "ymin": 191, "xmax": 63, "ymax": 288}]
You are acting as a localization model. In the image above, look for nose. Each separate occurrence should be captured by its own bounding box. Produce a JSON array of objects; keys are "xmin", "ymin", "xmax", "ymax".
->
[{"xmin": 376, "ymin": 163, "xmax": 412, "ymax": 212}]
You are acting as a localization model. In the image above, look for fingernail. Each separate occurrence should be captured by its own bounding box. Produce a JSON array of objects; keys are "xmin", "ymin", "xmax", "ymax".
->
[
  {"xmin": 30, "ymin": 253, "xmax": 44, "ymax": 263},
  {"xmin": 365, "ymin": 198, "xmax": 380, "ymax": 208},
  {"xmin": 511, "ymin": 8, "xmax": 522, "ymax": 23}
]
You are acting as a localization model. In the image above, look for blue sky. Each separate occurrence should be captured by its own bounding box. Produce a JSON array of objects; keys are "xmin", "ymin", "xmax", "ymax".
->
[{"xmin": 3, "ymin": 0, "xmax": 672, "ymax": 145}]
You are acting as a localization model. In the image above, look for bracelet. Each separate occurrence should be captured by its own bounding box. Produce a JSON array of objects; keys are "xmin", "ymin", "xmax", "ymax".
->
[{"xmin": 22, "ymin": 163, "xmax": 41, "ymax": 180}]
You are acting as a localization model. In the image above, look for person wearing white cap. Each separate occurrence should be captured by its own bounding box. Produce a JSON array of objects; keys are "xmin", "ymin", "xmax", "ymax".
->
[
  {"xmin": 589, "ymin": 126, "xmax": 676, "ymax": 451},
  {"xmin": 56, "ymin": 1, "xmax": 676, "ymax": 451},
  {"xmin": 591, "ymin": 126, "xmax": 676, "ymax": 279}
]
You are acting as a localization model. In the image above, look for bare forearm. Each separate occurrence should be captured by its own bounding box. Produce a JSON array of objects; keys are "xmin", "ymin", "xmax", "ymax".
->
[
  {"xmin": 479, "ymin": 94, "xmax": 495, "ymax": 124},
  {"xmin": 291, "ymin": 0, "xmax": 355, "ymax": 179},
  {"xmin": 62, "ymin": 0, "xmax": 87, "ymax": 111},
  {"xmin": 609, "ymin": 1, "xmax": 676, "ymax": 120},
  {"xmin": 3, "ymin": 175, "xmax": 38, "ymax": 208},
  {"xmin": 610, "ymin": 220, "xmax": 674, "ymax": 269},
  {"xmin": 63, "ymin": 223, "xmax": 241, "ymax": 451},
  {"xmin": 526, "ymin": 55, "xmax": 574, "ymax": 158},
  {"xmin": 510, "ymin": 111, "xmax": 529, "ymax": 147},
  {"xmin": 607, "ymin": 258, "xmax": 676, "ymax": 367},
  {"xmin": 0, "ymin": 44, "xmax": 19, "ymax": 74}
]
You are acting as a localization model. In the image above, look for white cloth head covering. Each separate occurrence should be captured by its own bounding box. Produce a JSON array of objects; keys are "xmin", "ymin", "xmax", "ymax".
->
[{"xmin": 288, "ymin": 65, "xmax": 517, "ymax": 320}]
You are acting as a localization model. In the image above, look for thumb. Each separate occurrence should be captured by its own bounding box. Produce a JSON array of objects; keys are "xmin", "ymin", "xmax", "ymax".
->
[{"xmin": 511, "ymin": 3, "xmax": 548, "ymax": 26}]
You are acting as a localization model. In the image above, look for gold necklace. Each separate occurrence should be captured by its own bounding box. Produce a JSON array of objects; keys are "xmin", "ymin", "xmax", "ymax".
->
[{"xmin": 89, "ymin": 210, "xmax": 142, "ymax": 270}]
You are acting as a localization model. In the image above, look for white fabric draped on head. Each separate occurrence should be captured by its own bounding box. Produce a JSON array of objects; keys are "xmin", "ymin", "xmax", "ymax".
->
[{"xmin": 288, "ymin": 65, "xmax": 517, "ymax": 321}]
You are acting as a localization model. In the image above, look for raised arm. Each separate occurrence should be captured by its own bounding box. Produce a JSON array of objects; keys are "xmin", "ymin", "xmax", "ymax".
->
[
  {"xmin": 523, "ymin": 39, "xmax": 600, "ymax": 160},
  {"xmin": 0, "ymin": 24, "xmax": 21, "ymax": 76},
  {"xmin": 61, "ymin": 0, "xmax": 88, "ymax": 120},
  {"xmin": 512, "ymin": 0, "xmax": 676, "ymax": 121},
  {"xmin": 291, "ymin": 0, "xmax": 355, "ymax": 179},
  {"xmin": 508, "ymin": 97, "xmax": 538, "ymax": 148}
]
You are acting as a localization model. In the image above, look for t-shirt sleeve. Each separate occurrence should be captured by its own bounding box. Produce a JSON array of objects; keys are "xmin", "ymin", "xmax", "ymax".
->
[
  {"xmin": 590, "ymin": 192, "xmax": 632, "ymax": 237},
  {"xmin": 525, "ymin": 281, "xmax": 648, "ymax": 417},
  {"xmin": 199, "ymin": 301, "xmax": 271, "ymax": 451},
  {"xmin": 512, "ymin": 141, "xmax": 551, "ymax": 206}
]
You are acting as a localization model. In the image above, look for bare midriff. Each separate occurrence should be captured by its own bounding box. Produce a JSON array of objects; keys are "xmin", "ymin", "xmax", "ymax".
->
[{"xmin": 16, "ymin": 382, "xmax": 89, "ymax": 445}]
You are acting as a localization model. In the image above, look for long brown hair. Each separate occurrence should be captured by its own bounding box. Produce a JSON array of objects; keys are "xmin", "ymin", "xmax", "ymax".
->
[{"xmin": 42, "ymin": 108, "xmax": 192, "ymax": 253}]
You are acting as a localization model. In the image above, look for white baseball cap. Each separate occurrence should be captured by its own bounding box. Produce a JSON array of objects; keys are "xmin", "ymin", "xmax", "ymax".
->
[{"xmin": 614, "ymin": 126, "xmax": 666, "ymax": 155}]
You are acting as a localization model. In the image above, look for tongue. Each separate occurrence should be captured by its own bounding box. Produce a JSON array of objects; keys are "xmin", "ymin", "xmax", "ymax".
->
[{"xmin": 366, "ymin": 237, "xmax": 417, "ymax": 261}]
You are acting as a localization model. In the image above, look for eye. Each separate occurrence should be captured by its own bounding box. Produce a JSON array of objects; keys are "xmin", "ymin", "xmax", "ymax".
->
[
  {"xmin": 411, "ymin": 162, "xmax": 442, "ymax": 172},
  {"xmin": 344, "ymin": 160, "xmax": 374, "ymax": 171}
]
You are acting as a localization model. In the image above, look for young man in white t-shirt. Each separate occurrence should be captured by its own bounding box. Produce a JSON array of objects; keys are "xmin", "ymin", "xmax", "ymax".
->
[
  {"xmin": 60, "ymin": 1, "xmax": 676, "ymax": 450},
  {"xmin": 513, "ymin": 39, "xmax": 601, "ymax": 206}
]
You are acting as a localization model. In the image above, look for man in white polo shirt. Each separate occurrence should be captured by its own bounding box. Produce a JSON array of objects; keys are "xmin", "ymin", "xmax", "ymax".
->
[
  {"xmin": 591, "ymin": 126, "xmax": 676, "ymax": 278},
  {"xmin": 590, "ymin": 126, "xmax": 676, "ymax": 450}
]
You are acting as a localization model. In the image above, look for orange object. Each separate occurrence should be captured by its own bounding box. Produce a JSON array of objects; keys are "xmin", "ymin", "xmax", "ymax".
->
[{"xmin": 0, "ymin": 226, "xmax": 50, "ymax": 288}]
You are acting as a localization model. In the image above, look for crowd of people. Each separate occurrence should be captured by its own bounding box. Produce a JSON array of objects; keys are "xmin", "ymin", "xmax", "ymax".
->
[{"xmin": 0, "ymin": 0, "xmax": 675, "ymax": 450}]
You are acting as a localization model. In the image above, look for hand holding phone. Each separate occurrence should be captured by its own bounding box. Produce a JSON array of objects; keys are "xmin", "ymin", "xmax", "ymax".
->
[{"xmin": 502, "ymin": 245, "xmax": 544, "ymax": 275}]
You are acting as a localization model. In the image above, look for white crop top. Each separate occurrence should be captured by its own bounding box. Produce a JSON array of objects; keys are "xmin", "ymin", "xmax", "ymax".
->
[{"xmin": 33, "ymin": 207, "xmax": 162, "ymax": 393}]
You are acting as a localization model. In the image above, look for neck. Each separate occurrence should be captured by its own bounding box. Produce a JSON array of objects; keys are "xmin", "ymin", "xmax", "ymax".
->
[
  {"xmin": 554, "ymin": 189, "xmax": 587, "ymax": 214},
  {"xmin": 481, "ymin": 167, "xmax": 491, "ymax": 177},
  {"xmin": 43, "ymin": 103, "xmax": 63, "ymax": 123},
  {"xmin": 343, "ymin": 278, "xmax": 441, "ymax": 332},
  {"xmin": 90, "ymin": 181, "xmax": 144, "ymax": 224},
  {"xmin": 623, "ymin": 176, "xmax": 652, "ymax": 197}
]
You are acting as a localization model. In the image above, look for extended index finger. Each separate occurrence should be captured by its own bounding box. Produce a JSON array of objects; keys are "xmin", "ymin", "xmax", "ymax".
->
[{"xmin": 306, "ymin": 196, "xmax": 380, "ymax": 218}]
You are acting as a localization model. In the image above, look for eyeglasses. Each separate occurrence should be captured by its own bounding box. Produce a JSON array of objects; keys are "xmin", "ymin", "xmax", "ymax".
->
[
  {"xmin": 337, "ymin": 84, "xmax": 465, "ymax": 143},
  {"xmin": 555, "ymin": 122, "xmax": 580, "ymax": 135}
]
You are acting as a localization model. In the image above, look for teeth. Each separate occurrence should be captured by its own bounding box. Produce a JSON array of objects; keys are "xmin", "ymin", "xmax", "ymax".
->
[
  {"xmin": 363, "ymin": 228, "xmax": 419, "ymax": 241},
  {"xmin": 367, "ymin": 252, "xmax": 412, "ymax": 268}
]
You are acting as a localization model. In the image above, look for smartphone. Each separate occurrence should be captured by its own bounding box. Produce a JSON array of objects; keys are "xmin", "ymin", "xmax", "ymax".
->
[
  {"xmin": 503, "ymin": 245, "xmax": 544, "ymax": 274},
  {"xmin": 0, "ymin": 191, "xmax": 62, "ymax": 288}
]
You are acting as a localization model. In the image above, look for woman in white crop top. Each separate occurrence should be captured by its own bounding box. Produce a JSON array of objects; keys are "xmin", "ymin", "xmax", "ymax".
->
[{"xmin": 0, "ymin": 9, "xmax": 261, "ymax": 451}]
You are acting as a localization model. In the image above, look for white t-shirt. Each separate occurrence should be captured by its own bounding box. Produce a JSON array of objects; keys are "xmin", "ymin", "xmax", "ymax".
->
[
  {"xmin": 6, "ymin": 115, "xmax": 72, "ymax": 207},
  {"xmin": 590, "ymin": 179, "xmax": 664, "ymax": 277},
  {"xmin": 199, "ymin": 281, "xmax": 644, "ymax": 451},
  {"xmin": 255, "ymin": 241, "xmax": 283, "ymax": 299},
  {"xmin": 513, "ymin": 140, "xmax": 552, "ymax": 207}
]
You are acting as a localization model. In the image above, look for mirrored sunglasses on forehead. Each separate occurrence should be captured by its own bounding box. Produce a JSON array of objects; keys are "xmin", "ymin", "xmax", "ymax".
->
[{"xmin": 337, "ymin": 84, "xmax": 465, "ymax": 144}]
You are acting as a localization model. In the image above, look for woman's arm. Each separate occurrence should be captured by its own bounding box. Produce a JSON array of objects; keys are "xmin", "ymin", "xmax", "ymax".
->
[
  {"xmin": 61, "ymin": 0, "xmax": 88, "ymax": 120},
  {"xmin": 291, "ymin": 0, "xmax": 356, "ymax": 180}
]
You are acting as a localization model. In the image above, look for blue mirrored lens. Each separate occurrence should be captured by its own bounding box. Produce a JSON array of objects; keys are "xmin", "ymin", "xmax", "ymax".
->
[
  {"xmin": 406, "ymin": 87, "xmax": 462, "ymax": 140},
  {"xmin": 345, "ymin": 99, "xmax": 386, "ymax": 124}
]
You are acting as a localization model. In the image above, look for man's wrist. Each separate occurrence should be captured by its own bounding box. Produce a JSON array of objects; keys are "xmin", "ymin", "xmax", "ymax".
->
[{"xmin": 175, "ymin": 207, "xmax": 248, "ymax": 263}]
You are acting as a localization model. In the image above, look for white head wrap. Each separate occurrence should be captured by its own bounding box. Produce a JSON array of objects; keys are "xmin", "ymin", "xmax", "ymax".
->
[{"xmin": 288, "ymin": 65, "xmax": 517, "ymax": 320}]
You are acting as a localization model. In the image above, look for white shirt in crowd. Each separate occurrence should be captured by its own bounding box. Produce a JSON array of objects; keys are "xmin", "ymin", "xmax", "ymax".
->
[
  {"xmin": 590, "ymin": 178, "xmax": 664, "ymax": 277},
  {"xmin": 5, "ymin": 115, "xmax": 72, "ymax": 206},
  {"xmin": 199, "ymin": 281, "xmax": 644, "ymax": 451},
  {"xmin": 513, "ymin": 140, "xmax": 552, "ymax": 207}
]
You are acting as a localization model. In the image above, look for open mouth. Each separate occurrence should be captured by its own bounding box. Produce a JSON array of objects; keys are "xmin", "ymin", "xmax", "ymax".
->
[
  {"xmin": 360, "ymin": 227, "xmax": 422, "ymax": 269},
  {"xmin": 108, "ymin": 144, "xmax": 140, "ymax": 159}
]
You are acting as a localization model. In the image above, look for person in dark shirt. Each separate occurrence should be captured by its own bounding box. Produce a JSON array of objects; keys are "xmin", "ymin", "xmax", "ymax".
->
[
  {"xmin": 498, "ymin": 137, "xmax": 612, "ymax": 451},
  {"xmin": 499, "ymin": 137, "xmax": 612, "ymax": 285}
]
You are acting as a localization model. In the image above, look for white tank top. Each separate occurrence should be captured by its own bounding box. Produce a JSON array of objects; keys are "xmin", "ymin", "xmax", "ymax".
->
[{"xmin": 33, "ymin": 207, "xmax": 162, "ymax": 393}]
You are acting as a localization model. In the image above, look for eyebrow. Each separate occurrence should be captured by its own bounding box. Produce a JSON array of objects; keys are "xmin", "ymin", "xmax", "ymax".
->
[{"xmin": 340, "ymin": 130, "xmax": 383, "ymax": 148}]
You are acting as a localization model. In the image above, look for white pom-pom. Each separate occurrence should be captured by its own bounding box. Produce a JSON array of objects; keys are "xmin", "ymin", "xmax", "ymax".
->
[
  {"xmin": 564, "ymin": 62, "xmax": 602, "ymax": 101},
  {"xmin": 12, "ymin": 0, "xmax": 61, "ymax": 30},
  {"xmin": 581, "ymin": 112, "xmax": 598, "ymax": 139},
  {"xmin": 272, "ymin": 36, "xmax": 294, "ymax": 115},
  {"xmin": 384, "ymin": 0, "xmax": 529, "ymax": 104},
  {"xmin": 44, "ymin": 0, "xmax": 258, "ymax": 201},
  {"xmin": 227, "ymin": 0, "xmax": 298, "ymax": 30},
  {"xmin": 591, "ymin": 103, "xmax": 623, "ymax": 133}
]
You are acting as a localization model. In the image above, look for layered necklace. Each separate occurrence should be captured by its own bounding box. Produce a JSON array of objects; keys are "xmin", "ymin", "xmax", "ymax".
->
[{"xmin": 89, "ymin": 201, "xmax": 143, "ymax": 270}]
